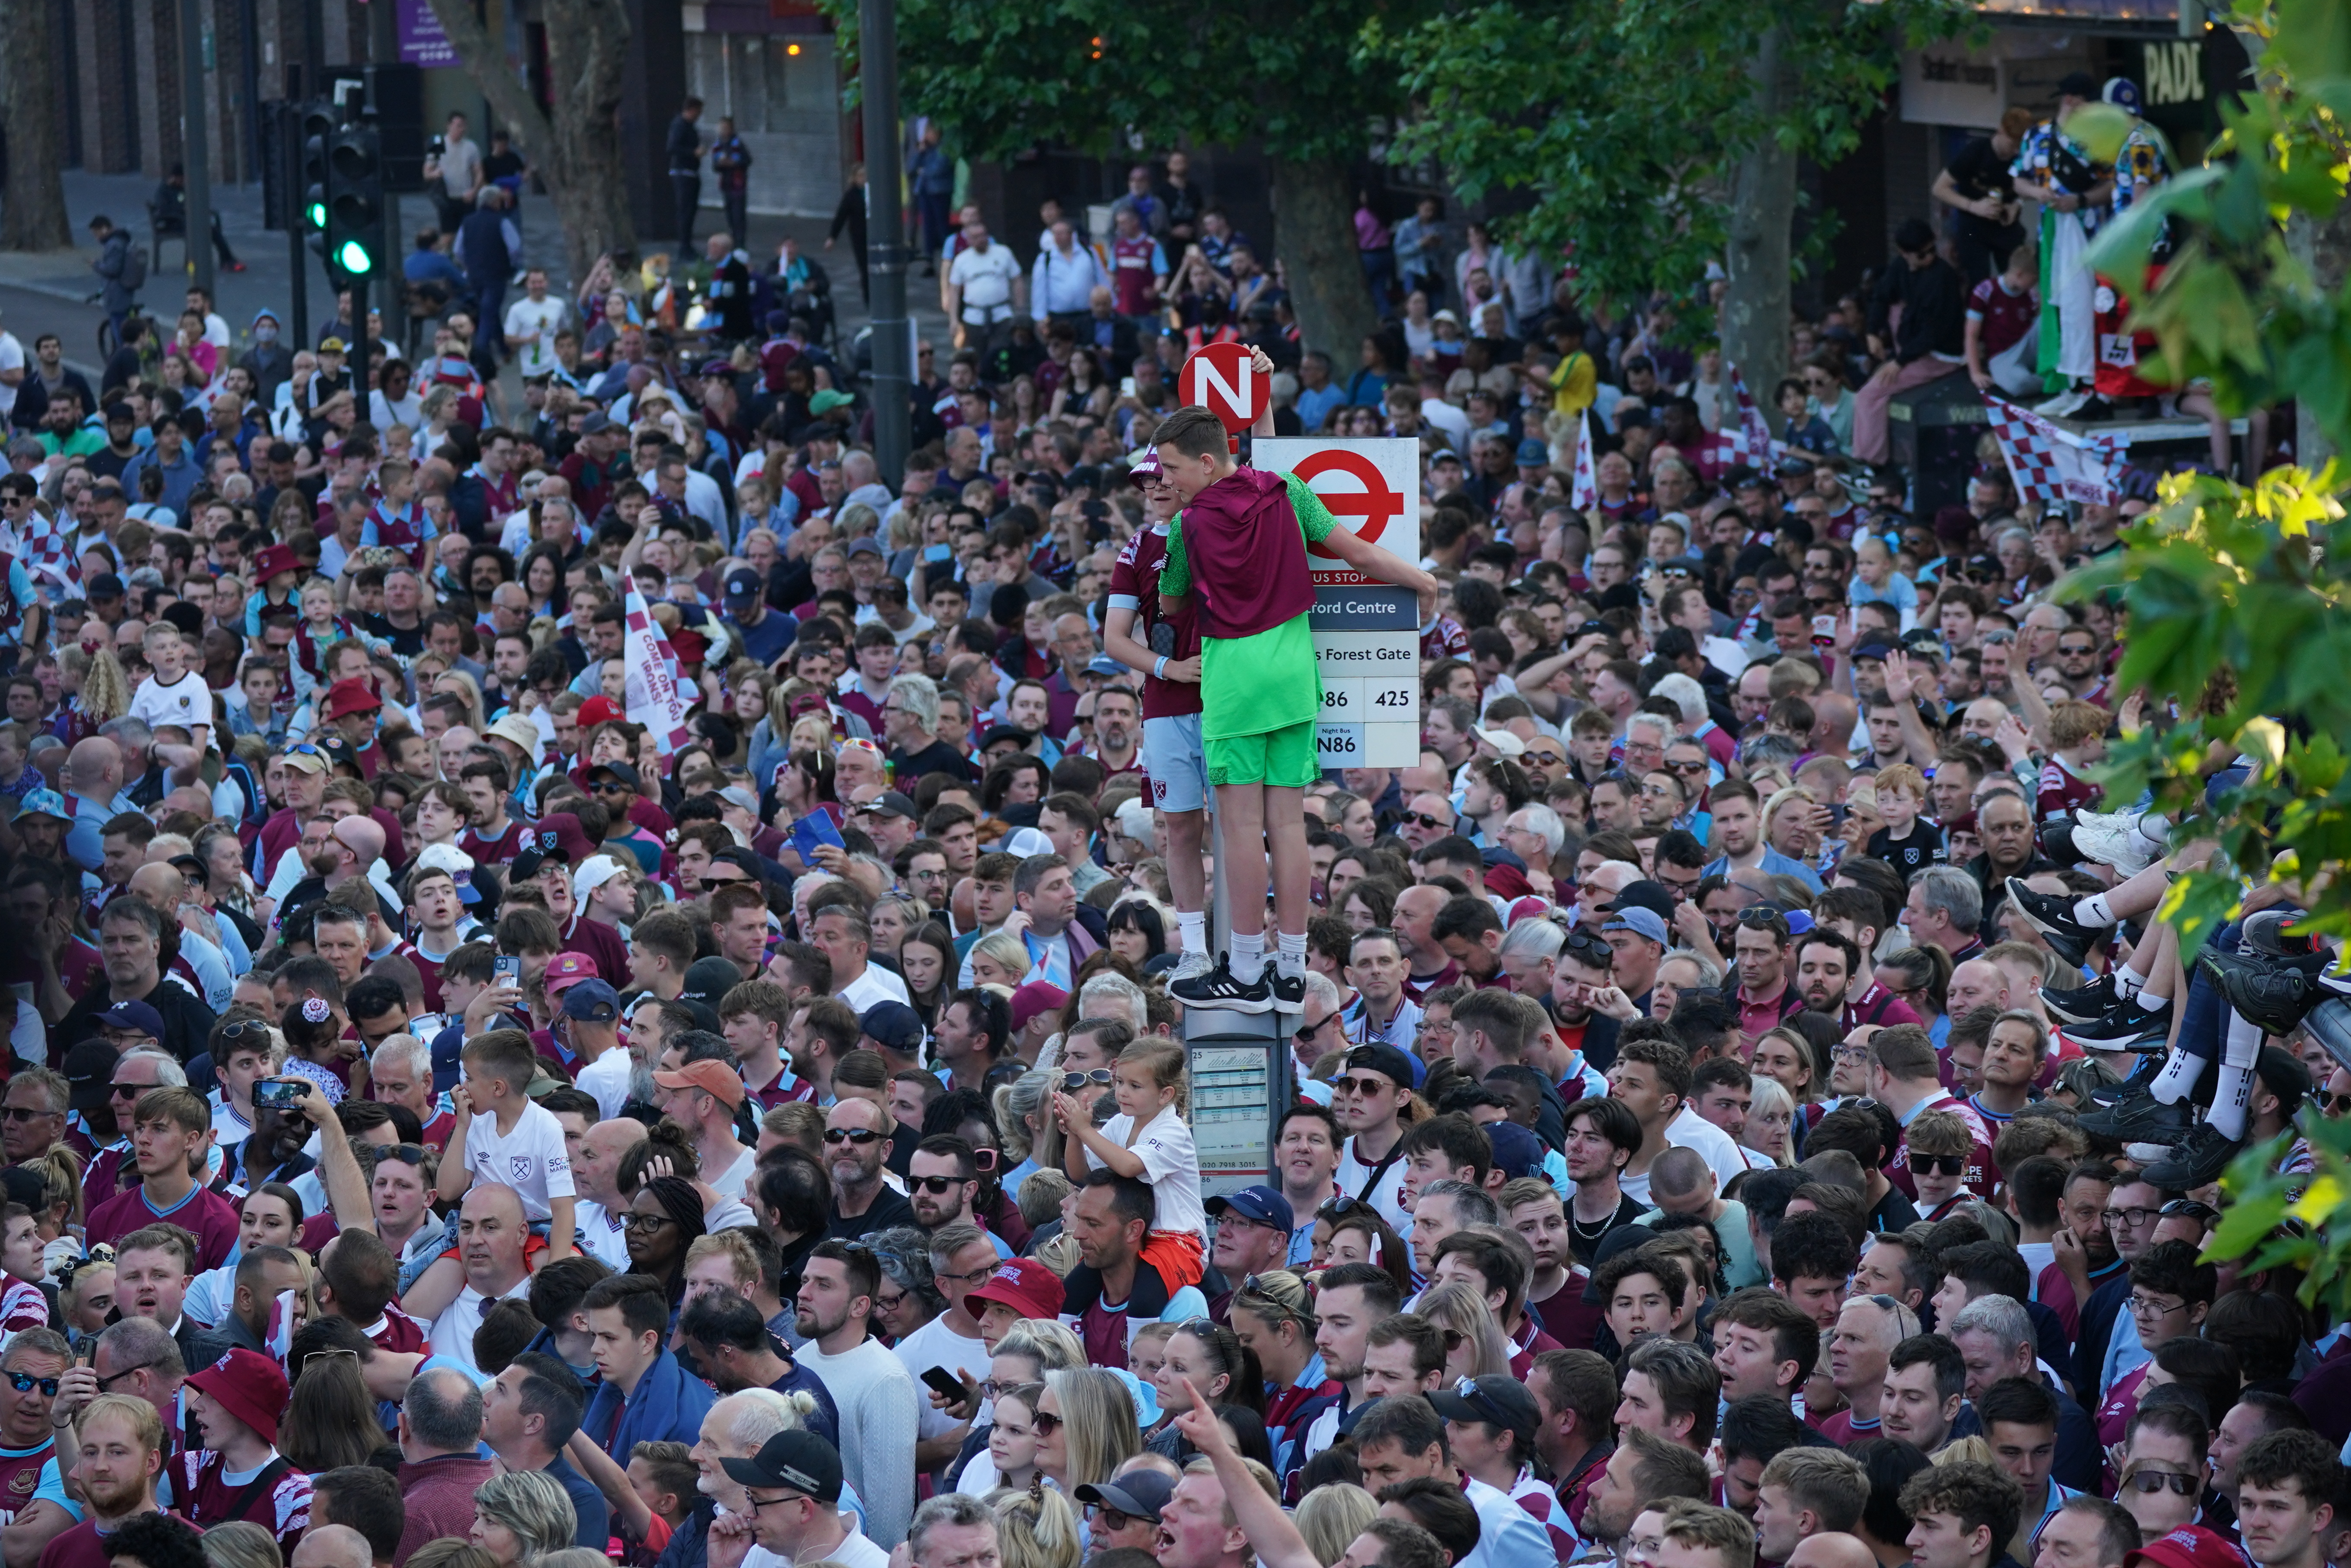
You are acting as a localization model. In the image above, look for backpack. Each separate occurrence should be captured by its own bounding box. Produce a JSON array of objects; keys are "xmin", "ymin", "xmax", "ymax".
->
[{"xmin": 118, "ymin": 235, "xmax": 147, "ymax": 293}]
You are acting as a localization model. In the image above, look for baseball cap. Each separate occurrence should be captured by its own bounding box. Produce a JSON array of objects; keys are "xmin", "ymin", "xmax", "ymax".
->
[
  {"xmin": 1427, "ymin": 1374, "xmax": 1540, "ymax": 1444},
  {"xmin": 1485, "ymin": 1122, "xmax": 1547, "ymax": 1182},
  {"xmin": 680, "ymin": 955, "xmax": 746, "ymax": 1008},
  {"xmin": 720, "ymin": 1430, "xmax": 843, "ymax": 1503},
  {"xmin": 577, "ymin": 695, "xmax": 626, "ymax": 729},
  {"xmin": 573, "ymin": 855, "xmax": 628, "ymax": 906},
  {"xmin": 858, "ymin": 1001, "xmax": 925, "ymax": 1056},
  {"xmin": 87, "ymin": 573, "xmax": 124, "ymax": 600},
  {"xmin": 1515, "ymin": 439, "xmax": 1548, "ymax": 464},
  {"xmin": 1603, "ymin": 906, "xmax": 1670, "ymax": 946},
  {"xmin": 560, "ymin": 979, "xmax": 621, "ymax": 1024},
  {"xmin": 811, "ymin": 390, "xmax": 856, "ymax": 416},
  {"xmin": 2126, "ymin": 1528, "xmax": 2246, "ymax": 1568},
  {"xmin": 1604, "ymin": 881, "xmax": 1678, "ymax": 923},
  {"xmin": 415, "ymin": 843, "xmax": 485, "ymax": 906},
  {"xmin": 588, "ymin": 760, "xmax": 642, "ymax": 791},
  {"xmin": 531, "ymin": 812, "xmax": 597, "ymax": 866},
  {"xmin": 856, "ymin": 790, "xmax": 919, "ymax": 823},
  {"xmin": 845, "ymin": 536, "xmax": 884, "ymax": 558},
  {"xmin": 1009, "ymin": 981, "xmax": 1068, "ymax": 1035},
  {"xmin": 186, "ymin": 1350, "xmax": 291, "ymax": 1445},
  {"xmin": 319, "ymin": 336, "xmax": 347, "ymax": 353},
  {"xmin": 97, "ymin": 1000, "xmax": 165, "ymax": 1039},
  {"xmin": 968, "ymin": 1256, "xmax": 1068, "ymax": 1320},
  {"xmin": 1342, "ymin": 1043, "xmax": 1418, "ymax": 1091},
  {"xmin": 1470, "ymin": 727, "xmax": 1526, "ymax": 758},
  {"xmin": 725, "ymin": 567, "xmax": 763, "ymax": 604},
  {"xmin": 1853, "ymin": 641, "xmax": 1894, "ymax": 661},
  {"xmin": 1074, "ymin": 1472, "xmax": 1175, "ymax": 1524},
  {"xmin": 578, "ymin": 411, "xmax": 616, "ymax": 436},
  {"xmin": 62, "ymin": 1041, "xmax": 115, "ymax": 1117},
  {"xmin": 543, "ymin": 952, "xmax": 601, "ymax": 994},
  {"xmin": 1204, "ymin": 1186, "xmax": 1294, "ymax": 1233},
  {"xmin": 654, "ymin": 1059, "xmax": 747, "ymax": 1108}
]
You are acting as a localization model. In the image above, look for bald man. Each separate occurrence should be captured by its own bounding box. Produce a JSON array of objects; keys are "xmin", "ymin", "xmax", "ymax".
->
[
  {"xmin": 64, "ymin": 737, "xmax": 125, "ymax": 871},
  {"xmin": 572, "ymin": 1117, "xmax": 650, "ymax": 1269},
  {"xmin": 434, "ymin": 726, "xmax": 479, "ymax": 782},
  {"xmin": 1946, "ymin": 958, "xmax": 2011, "ymax": 1018},
  {"xmin": 1787, "ymin": 1533, "xmax": 1882, "ymax": 1568},
  {"xmin": 290, "ymin": 1523, "xmax": 374, "ymax": 1568},
  {"xmin": 420, "ymin": 1183, "xmax": 532, "ymax": 1372}
]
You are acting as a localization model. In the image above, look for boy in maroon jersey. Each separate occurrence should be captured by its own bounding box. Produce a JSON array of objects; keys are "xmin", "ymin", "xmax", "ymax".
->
[
  {"xmin": 1154, "ymin": 404, "xmax": 1434, "ymax": 1011},
  {"xmin": 177, "ymin": 1348, "xmax": 312, "ymax": 1548}
]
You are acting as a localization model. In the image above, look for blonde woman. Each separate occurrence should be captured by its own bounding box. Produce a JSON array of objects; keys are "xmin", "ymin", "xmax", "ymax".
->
[
  {"xmin": 1413, "ymin": 1280, "xmax": 1512, "ymax": 1381},
  {"xmin": 1036, "ymin": 1369, "xmax": 1141, "ymax": 1500},
  {"xmin": 1762, "ymin": 785, "xmax": 1823, "ymax": 868},
  {"xmin": 1744, "ymin": 1076, "xmax": 1797, "ymax": 1166},
  {"xmin": 970, "ymin": 929, "xmax": 1034, "ymax": 990},
  {"xmin": 1295, "ymin": 1483, "xmax": 1379, "ymax": 1567},
  {"xmin": 470, "ymin": 1471, "xmax": 580, "ymax": 1565},
  {"xmin": 434, "ymin": 669, "xmax": 488, "ymax": 733},
  {"xmin": 200, "ymin": 1521, "xmax": 285, "ymax": 1568},
  {"xmin": 992, "ymin": 1471, "xmax": 1082, "ymax": 1568}
]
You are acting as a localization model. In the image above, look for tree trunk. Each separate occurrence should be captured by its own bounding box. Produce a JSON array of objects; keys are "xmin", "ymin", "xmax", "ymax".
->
[
  {"xmin": 1271, "ymin": 155, "xmax": 1380, "ymax": 377},
  {"xmin": 1721, "ymin": 24, "xmax": 1796, "ymax": 434},
  {"xmin": 423, "ymin": 0, "xmax": 637, "ymax": 280},
  {"xmin": 0, "ymin": 2, "xmax": 73, "ymax": 252},
  {"xmin": 2291, "ymin": 207, "xmax": 2351, "ymax": 469}
]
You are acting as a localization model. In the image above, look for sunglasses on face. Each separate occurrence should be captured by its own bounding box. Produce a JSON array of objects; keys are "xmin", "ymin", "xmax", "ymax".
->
[
  {"xmin": 911, "ymin": 1175, "xmax": 967, "ymax": 1195},
  {"xmin": 4, "ymin": 1372, "xmax": 58, "ymax": 1396},
  {"xmin": 1334, "ymin": 1076, "xmax": 1390, "ymax": 1097},
  {"xmin": 2126, "ymin": 1470, "xmax": 2200, "ymax": 1497},
  {"xmin": 1911, "ymin": 1154, "xmax": 1967, "ymax": 1177},
  {"xmin": 2324, "ymin": 1091, "xmax": 2351, "ymax": 1116},
  {"xmin": 1403, "ymin": 812, "xmax": 1448, "ymax": 830},
  {"xmin": 824, "ymin": 1127, "xmax": 882, "ymax": 1145},
  {"xmin": 0, "ymin": 1108, "xmax": 53, "ymax": 1124},
  {"xmin": 1029, "ymin": 1410, "xmax": 1063, "ymax": 1437}
]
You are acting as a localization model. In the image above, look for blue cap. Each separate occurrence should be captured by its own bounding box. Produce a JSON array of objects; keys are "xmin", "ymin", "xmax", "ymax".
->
[
  {"xmin": 251, "ymin": 309, "xmax": 281, "ymax": 327},
  {"xmin": 1204, "ymin": 1185, "xmax": 1294, "ymax": 1232},
  {"xmin": 1516, "ymin": 439, "xmax": 1549, "ymax": 464},
  {"xmin": 1602, "ymin": 906, "xmax": 1670, "ymax": 946},
  {"xmin": 859, "ymin": 1000, "xmax": 924, "ymax": 1054},
  {"xmin": 1486, "ymin": 1122, "xmax": 1547, "ymax": 1182},
  {"xmin": 97, "ymin": 1000, "xmax": 166, "ymax": 1039},
  {"xmin": 559, "ymin": 979, "xmax": 620, "ymax": 1024}
]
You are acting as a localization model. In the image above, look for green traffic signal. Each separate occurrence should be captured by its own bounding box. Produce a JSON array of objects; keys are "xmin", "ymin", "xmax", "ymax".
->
[
  {"xmin": 306, "ymin": 201, "xmax": 326, "ymax": 230},
  {"xmin": 336, "ymin": 240, "xmax": 376, "ymax": 276}
]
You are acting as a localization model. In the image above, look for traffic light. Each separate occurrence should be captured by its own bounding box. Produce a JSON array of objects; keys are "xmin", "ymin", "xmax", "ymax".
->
[
  {"xmin": 299, "ymin": 103, "xmax": 336, "ymax": 254},
  {"xmin": 324, "ymin": 123, "xmax": 385, "ymax": 286}
]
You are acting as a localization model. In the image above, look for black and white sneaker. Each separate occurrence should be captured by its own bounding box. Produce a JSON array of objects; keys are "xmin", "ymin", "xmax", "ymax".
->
[
  {"xmin": 2067, "ymin": 995, "xmax": 2174, "ymax": 1047},
  {"xmin": 1171, "ymin": 955, "xmax": 1274, "ymax": 1014},
  {"xmin": 2196, "ymin": 944, "xmax": 2329, "ymax": 1036},
  {"xmin": 2006, "ymin": 878, "xmax": 2100, "ymax": 968},
  {"xmin": 2042, "ymin": 973, "xmax": 2119, "ymax": 1025},
  {"xmin": 2141, "ymin": 1120, "xmax": 2246, "ymax": 1190},
  {"xmin": 2077, "ymin": 1087, "xmax": 2195, "ymax": 1144},
  {"xmin": 1267, "ymin": 971, "xmax": 1306, "ymax": 1011}
]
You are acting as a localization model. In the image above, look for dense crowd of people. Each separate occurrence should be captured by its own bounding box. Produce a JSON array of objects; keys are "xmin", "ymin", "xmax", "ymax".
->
[{"xmin": 0, "ymin": 74, "xmax": 2325, "ymax": 1568}]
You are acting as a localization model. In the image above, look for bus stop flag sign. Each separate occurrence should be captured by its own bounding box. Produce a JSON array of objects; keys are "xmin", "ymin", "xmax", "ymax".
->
[{"xmin": 1254, "ymin": 437, "xmax": 1421, "ymax": 768}]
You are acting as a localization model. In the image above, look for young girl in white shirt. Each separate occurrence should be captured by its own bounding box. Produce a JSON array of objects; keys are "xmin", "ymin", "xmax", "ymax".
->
[{"xmin": 1058, "ymin": 1036, "xmax": 1205, "ymax": 1242}]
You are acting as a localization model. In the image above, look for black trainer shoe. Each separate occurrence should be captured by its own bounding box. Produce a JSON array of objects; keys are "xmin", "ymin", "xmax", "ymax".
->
[
  {"xmin": 2083, "ymin": 1053, "xmax": 2163, "ymax": 1111},
  {"xmin": 2067, "ymin": 995, "xmax": 2174, "ymax": 1047},
  {"xmin": 2006, "ymin": 878, "xmax": 2099, "ymax": 968},
  {"xmin": 2077, "ymin": 1087, "xmax": 2195, "ymax": 1144},
  {"xmin": 2197, "ymin": 945, "xmax": 2325, "ymax": 1036},
  {"xmin": 2042, "ymin": 973, "xmax": 2118, "ymax": 1025},
  {"xmin": 1268, "ymin": 971, "xmax": 1306, "ymax": 1010},
  {"xmin": 1171, "ymin": 956, "xmax": 1273, "ymax": 1014},
  {"xmin": 2142, "ymin": 1120, "xmax": 2247, "ymax": 1189},
  {"xmin": 2240, "ymin": 906, "xmax": 2320, "ymax": 957}
]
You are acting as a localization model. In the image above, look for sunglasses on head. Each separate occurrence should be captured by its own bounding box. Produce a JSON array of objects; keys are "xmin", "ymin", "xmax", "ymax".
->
[
  {"xmin": 1060, "ymin": 1069, "xmax": 1113, "ymax": 1092},
  {"xmin": 824, "ymin": 1127, "xmax": 881, "ymax": 1145},
  {"xmin": 378, "ymin": 1144, "xmax": 429, "ymax": 1166}
]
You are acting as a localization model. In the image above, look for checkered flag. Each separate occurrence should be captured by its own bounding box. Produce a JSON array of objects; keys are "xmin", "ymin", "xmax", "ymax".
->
[
  {"xmin": 1728, "ymin": 362, "xmax": 1775, "ymax": 465},
  {"xmin": 12, "ymin": 511, "xmax": 80, "ymax": 597},
  {"xmin": 1982, "ymin": 393, "xmax": 2129, "ymax": 508}
]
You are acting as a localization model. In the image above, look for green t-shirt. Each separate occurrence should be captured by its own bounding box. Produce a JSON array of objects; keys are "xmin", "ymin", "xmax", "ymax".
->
[{"xmin": 1159, "ymin": 474, "xmax": 1333, "ymax": 741}]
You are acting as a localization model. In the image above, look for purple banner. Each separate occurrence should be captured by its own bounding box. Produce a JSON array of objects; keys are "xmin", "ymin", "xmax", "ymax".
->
[{"xmin": 396, "ymin": 0, "xmax": 459, "ymax": 68}]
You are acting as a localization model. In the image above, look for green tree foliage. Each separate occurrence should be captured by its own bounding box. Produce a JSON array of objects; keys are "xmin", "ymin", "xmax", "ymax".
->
[{"xmin": 2054, "ymin": 0, "xmax": 2351, "ymax": 1309}]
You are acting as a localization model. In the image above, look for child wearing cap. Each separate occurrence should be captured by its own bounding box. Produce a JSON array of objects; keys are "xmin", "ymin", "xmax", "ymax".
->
[{"xmin": 1152, "ymin": 402, "xmax": 1436, "ymax": 1013}]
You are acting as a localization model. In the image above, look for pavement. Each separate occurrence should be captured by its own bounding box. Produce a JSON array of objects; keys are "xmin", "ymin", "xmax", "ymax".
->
[{"xmin": 0, "ymin": 167, "xmax": 948, "ymax": 394}]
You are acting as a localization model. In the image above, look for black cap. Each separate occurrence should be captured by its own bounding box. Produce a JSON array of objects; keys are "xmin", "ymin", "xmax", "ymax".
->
[
  {"xmin": 1074, "ymin": 1471, "xmax": 1176, "ymax": 1521},
  {"xmin": 589, "ymin": 760, "xmax": 642, "ymax": 790},
  {"xmin": 1427, "ymin": 1374, "xmax": 1541, "ymax": 1440},
  {"xmin": 1342, "ymin": 1042, "xmax": 1418, "ymax": 1091},
  {"xmin": 2058, "ymin": 70, "xmax": 2098, "ymax": 99},
  {"xmin": 87, "ymin": 573, "xmax": 125, "ymax": 599},
  {"xmin": 62, "ymin": 1040, "xmax": 115, "ymax": 1117},
  {"xmin": 1604, "ymin": 880, "xmax": 1677, "ymax": 923},
  {"xmin": 681, "ymin": 955, "xmax": 745, "ymax": 1007},
  {"xmin": 720, "ymin": 1430, "xmax": 843, "ymax": 1503}
]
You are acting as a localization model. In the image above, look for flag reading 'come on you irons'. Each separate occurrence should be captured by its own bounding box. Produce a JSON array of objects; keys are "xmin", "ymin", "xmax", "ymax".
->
[{"xmin": 624, "ymin": 580, "xmax": 695, "ymax": 756}]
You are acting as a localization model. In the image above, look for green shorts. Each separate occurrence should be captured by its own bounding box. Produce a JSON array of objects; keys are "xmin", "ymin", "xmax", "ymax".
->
[{"xmin": 1205, "ymin": 717, "xmax": 1321, "ymax": 788}]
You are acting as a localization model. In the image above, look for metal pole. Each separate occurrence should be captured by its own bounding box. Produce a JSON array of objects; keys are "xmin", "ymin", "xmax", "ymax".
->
[
  {"xmin": 284, "ymin": 102, "xmax": 309, "ymax": 345},
  {"xmin": 860, "ymin": 0, "xmax": 910, "ymax": 484},
  {"xmin": 181, "ymin": 0, "xmax": 215, "ymax": 296}
]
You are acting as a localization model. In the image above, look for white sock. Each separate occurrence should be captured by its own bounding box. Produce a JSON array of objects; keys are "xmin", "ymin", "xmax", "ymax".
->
[
  {"xmin": 2136, "ymin": 985, "xmax": 2170, "ymax": 1011},
  {"xmin": 2151, "ymin": 1045, "xmax": 2208, "ymax": 1105},
  {"xmin": 2115, "ymin": 955, "xmax": 2151, "ymax": 998},
  {"xmin": 1178, "ymin": 911, "xmax": 1207, "ymax": 957},
  {"xmin": 2074, "ymin": 895, "xmax": 2117, "ymax": 927},
  {"xmin": 1275, "ymin": 930, "xmax": 1307, "ymax": 979},
  {"xmin": 1231, "ymin": 932, "xmax": 1266, "ymax": 983},
  {"xmin": 2207, "ymin": 1011, "xmax": 2263, "ymax": 1141}
]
